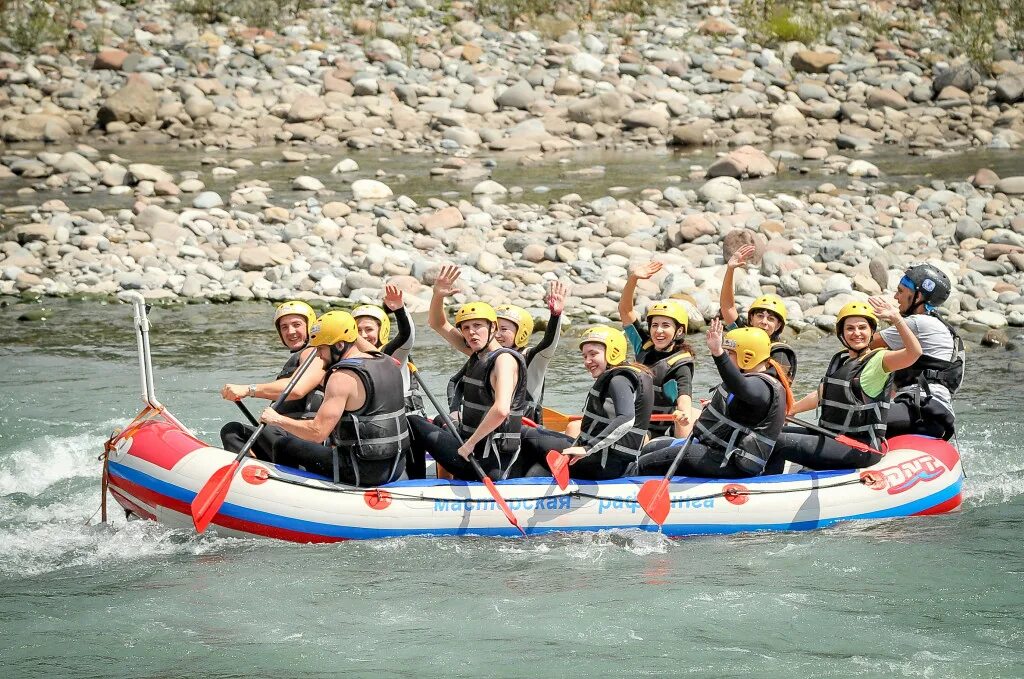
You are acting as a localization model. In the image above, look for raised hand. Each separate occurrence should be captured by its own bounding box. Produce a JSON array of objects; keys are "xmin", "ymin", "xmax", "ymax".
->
[
  {"xmin": 383, "ymin": 283, "xmax": 404, "ymax": 311},
  {"xmin": 629, "ymin": 261, "xmax": 664, "ymax": 280},
  {"xmin": 868, "ymin": 295, "xmax": 901, "ymax": 325},
  {"xmin": 727, "ymin": 244, "xmax": 756, "ymax": 270},
  {"xmin": 706, "ymin": 317, "xmax": 724, "ymax": 356},
  {"xmin": 434, "ymin": 264, "xmax": 461, "ymax": 298},
  {"xmin": 547, "ymin": 280, "xmax": 569, "ymax": 315}
]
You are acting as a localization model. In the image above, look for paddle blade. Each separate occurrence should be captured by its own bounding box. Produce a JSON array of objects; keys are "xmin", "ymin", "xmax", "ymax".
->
[
  {"xmin": 546, "ymin": 450, "xmax": 571, "ymax": 490},
  {"xmin": 481, "ymin": 476, "xmax": 527, "ymax": 536},
  {"xmin": 649, "ymin": 413, "xmax": 675, "ymax": 422},
  {"xmin": 637, "ymin": 478, "xmax": 672, "ymax": 526},
  {"xmin": 836, "ymin": 434, "xmax": 883, "ymax": 456},
  {"xmin": 190, "ymin": 461, "xmax": 239, "ymax": 533},
  {"xmin": 522, "ymin": 417, "xmax": 538, "ymax": 429}
]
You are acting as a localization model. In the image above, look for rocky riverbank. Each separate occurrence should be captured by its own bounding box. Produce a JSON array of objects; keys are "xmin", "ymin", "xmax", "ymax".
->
[{"xmin": 2, "ymin": 0, "xmax": 1024, "ymax": 336}]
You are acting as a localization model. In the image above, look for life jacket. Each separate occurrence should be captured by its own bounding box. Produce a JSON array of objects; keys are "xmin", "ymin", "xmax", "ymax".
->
[
  {"xmin": 578, "ymin": 365, "xmax": 655, "ymax": 467},
  {"xmin": 276, "ymin": 351, "xmax": 324, "ymax": 419},
  {"xmin": 458, "ymin": 348, "xmax": 528, "ymax": 469},
  {"xmin": 693, "ymin": 373, "xmax": 786, "ymax": 475},
  {"xmin": 770, "ymin": 342, "xmax": 798, "ymax": 383},
  {"xmin": 325, "ymin": 352, "xmax": 409, "ymax": 483},
  {"xmin": 637, "ymin": 342, "xmax": 694, "ymax": 438},
  {"xmin": 818, "ymin": 349, "xmax": 894, "ymax": 450},
  {"xmin": 893, "ymin": 314, "xmax": 965, "ymax": 401}
]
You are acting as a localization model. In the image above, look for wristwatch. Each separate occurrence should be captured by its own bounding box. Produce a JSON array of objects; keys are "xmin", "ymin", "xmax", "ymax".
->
[{"xmin": 248, "ymin": 384, "xmax": 257, "ymax": 397}]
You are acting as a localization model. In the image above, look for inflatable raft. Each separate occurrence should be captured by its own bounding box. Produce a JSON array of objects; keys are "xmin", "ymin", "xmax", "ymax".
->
[{"xmin": 102, "ymin": 294, "xmax": 963, "ymax": 542}]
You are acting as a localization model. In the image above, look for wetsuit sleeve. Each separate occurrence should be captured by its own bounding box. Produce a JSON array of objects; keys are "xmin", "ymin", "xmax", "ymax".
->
[
  {"xmin": 584, "ymin": 374, "xmax": 638, "ymax": 457},
  {"xmin": 522, "ymin": 313, "xmax": 562, "ymax": 402},
  {"xmin": 670, "ymin": 364, "xmax": 693, "ymax": 399},
  {"xmin": 380, "ymin": 307, "xmax": 413, "ymax": 358},
  {"xmin": 857, "ymin": 350, "xmax": 889, "ymax": 399},
  {"xmin": 625, "ymin": 320, "xmax": 648, "ymax": 357},
  {"xmin": 713, "ymin": 353, "xmax": 772, "ymax": 407}
]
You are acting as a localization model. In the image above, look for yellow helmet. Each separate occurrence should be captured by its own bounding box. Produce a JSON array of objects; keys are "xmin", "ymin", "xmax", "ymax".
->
[
  {"xmin": 274, "ymin": 300, "xmax": 316, "ymax": 332},
  {"xmin": 723, "ymin": 327, "xmax": 771, "ymax": 370},
  {"xmin": 647, "ymin": 299, "xmax": 689, "ymax": 334},
  {"xmin": 495, "ymin": 304, "xmax": 534, "ymax": 348},
  {"xmin": 454, "ymin": 302, "xmax": 498, "ymax": 327},
  {"xmin": 579, "ymin": 325, "xmax": 628, "ymax": 366},
  {"xmin": 308, "ymin": 310, "xmax": 358, "ymax": 347},
  {"xmin": 352, "ymin": 305, "xmax": 391, "ymax": 345},
  {"xmin": 748, "ymin": 294, "xmax": 787, "ymax": 333},
  {"xmin": 835, "ymin": 301, "xmax": 878, "ymax": 342}
]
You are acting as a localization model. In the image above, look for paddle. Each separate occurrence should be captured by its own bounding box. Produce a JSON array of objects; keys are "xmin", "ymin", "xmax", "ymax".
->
[
  {"xmin": 786, "ymin": 416, "xmax": 884, "ymax": 456},
  {"xmin": 408, "ymin": 367, "xmax": 527, "ymax": 536},
  {"xmin": 636, "ymin": 434, "xmax": 696, "ymax": 526},
  {"xmin": 191, "ymin": 351, "xmax": 318, "ymax": 533},
  {"xmin": 235, "ymin": 401, "xmax": 259, "ymax": 426}
]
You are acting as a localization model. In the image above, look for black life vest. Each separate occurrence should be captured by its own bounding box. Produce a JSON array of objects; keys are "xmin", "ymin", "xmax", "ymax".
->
[
  {"xmin": 326, "ymin": 352, "xmax": 410, "ymax": 465},
  {"xmin": 892, "ymin": 314, "xmax": 965, "ymax": 398},
  {"xmin": 818, "ymin": 349, "xmax": 893, "ymax": 450},
  {"xmin": 693, "ymin": 373, "xmax": 786, "ymax": 475},
  {"xmin": 578, "ymin": 365, "xmax": 655, "ymax": 467},
  {"xmin": 769, "ymin": 342, "xmax": 798, "ymax": 383},
  {"xmin": 458, "ymin": 347, "xmax": 528, "ymax": 462},
  {"xmin": 276, "ymin": 351, "xmax": 324, "ymax": 419},
  {"xmin": 637, "ymin": 342, "xmax": 694, "ymax": 438}
]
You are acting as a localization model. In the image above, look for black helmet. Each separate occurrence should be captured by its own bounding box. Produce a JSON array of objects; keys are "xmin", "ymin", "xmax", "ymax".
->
[{"xmin": 900, "ymin": 264, "xmax": 951, "ymax": 312}]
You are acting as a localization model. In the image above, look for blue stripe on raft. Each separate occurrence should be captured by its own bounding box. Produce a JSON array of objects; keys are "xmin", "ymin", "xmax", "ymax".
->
[{"xmin": 109, "ymin": 460, "xmax": 962, "ymax": 540}]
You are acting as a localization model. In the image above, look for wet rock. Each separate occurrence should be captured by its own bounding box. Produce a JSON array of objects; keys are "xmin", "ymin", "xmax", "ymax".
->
[
  {"xmin": 351, "ymin": 179, "xmax": 392, "ymax": 200},
  {"xmin": 706, "ymin": 146, "xmax": 777, "ymax": 179},
  {"xmin": 472, "ymin": 180, "xmax": 507, "ymax": 195},
  {"xmin": 292, "ymin": 176, "xmax": 325, "ymax": 191}
]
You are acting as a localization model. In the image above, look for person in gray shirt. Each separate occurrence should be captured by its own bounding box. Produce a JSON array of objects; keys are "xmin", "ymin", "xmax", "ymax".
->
[{"xmin": 871, "ymin": 264, "xmax": 964, "ymax": 440}]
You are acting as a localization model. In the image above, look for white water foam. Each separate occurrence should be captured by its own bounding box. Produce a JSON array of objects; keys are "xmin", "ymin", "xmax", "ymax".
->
[{"xmin": 0, "ymin": 430, "xmax": 111, "ymax": 497}]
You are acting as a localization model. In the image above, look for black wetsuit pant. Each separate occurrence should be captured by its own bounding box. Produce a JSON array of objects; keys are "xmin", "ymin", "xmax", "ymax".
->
[
  {"xmin": 270, "ymin": 435, "xmax": 404, "ymax": 487},
  {"xmin": 220, "ymin": 422, "xmax": 290, "ymax": 463},
  {"xmin": 766, "ymin": 425, "xmax": 882, "ymax": 473},
  {"xmin": 407, "ymin": 414, "xmax": 529, "ymax": 481},
  {"xmin": 520, "ymin": 427, "xmax": 632, "ymax": 480},
  {"xmin": 636, "ymin": 438, "xmax": 755, "ymax": 479},
  {"xmin": 885, "ymin": 395, "xmax": 954, "ymax": 440}
]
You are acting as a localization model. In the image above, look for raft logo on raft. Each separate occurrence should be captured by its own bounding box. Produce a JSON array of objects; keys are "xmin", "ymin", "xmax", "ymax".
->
[
  {"xmin": 878, "ymin": 454, "xmax": 946, "ymax": 495},
  {"xmin": 434, "ymin": 497, "xmax": 571, "ymax": 512},
  {"xmin": 597, "ymin": 494, "xmax": 714, "ymax": 515}
]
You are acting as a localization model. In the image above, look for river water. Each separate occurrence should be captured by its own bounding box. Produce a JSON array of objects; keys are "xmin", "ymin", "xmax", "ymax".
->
[{"xmin": 1, "ymin": 299, "xmax": 1022, "ymax": 678}]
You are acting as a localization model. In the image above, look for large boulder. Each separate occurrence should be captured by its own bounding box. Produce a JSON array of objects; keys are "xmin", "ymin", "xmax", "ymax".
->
[
  {"xmin": 97, "ymin": 76, "xmax": 158, "ymax": 126},
  {"xmin": 351, "ymin": 179, "xmax": 393, "ymax": 200},
  {"xmin": 621, "ymin": 108, "xmax": 670, "ymax": 131},
  {"xmin": 865, "ymin": 87, "xmax": 908, "ymax": 110},
  {"xmin": 771, "ymin": 104, "xmax": 806, "ymax": 129},
  {"xmin": 1, "ymin": 114, "xmax": 73, "ymax": 142},
  {"xmin": 996, "ymin": 74, "xmax": 1024, "ymax": 103},
  {"xmin": 698, "ymin": 176, "xmax": 743, "ymax": 202},
  {"xmin": 932, "ymin": 64, "xmax": 980, "ymax": 95},
  {"xmin": 568, "ymin": 92, "xmax": 629, "ymax": 125},
  {"xmin": 706, "ymin": 145, "xmax": 777, "ymax": 179},
  {"xmin": 286, "ymin": 94, "xmax": 326, "ymax": 123},
  {"xmin": 791, "ymin": 50, "xmax": 839, "ymax": 73},
  {"xmin": 496, "ymin": 80, "xmax": 537, "ymax": 109}
]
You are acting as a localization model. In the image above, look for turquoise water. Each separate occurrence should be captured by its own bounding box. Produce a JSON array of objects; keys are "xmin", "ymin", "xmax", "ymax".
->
[{"xmin": 1, "ymin": 300, "xmax": 1023, "ymax": 677}]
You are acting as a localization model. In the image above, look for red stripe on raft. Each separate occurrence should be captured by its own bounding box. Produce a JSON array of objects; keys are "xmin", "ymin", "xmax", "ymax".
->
[
  {"xmin": 913, "ymin": 492, "xmax": 962, "ymax": 516},
  {"xmin": 108, "ymin": 471, "xmax": 345, "ymax": 544},
  {"xmin": 108, "ymin": 486, "xmax": 158, "ymax": 520},
  {"xmin": 127, "ymin": 420, "xmax": 208, "ymax": 470},
  {"xmin": 887, "ymin": 434, "xmax": 960, "ymax": 472}
]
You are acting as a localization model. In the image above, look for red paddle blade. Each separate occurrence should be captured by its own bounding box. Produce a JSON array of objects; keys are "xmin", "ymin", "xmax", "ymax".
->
[
  {"xmin": 521, "ymin": 417, "xmax": 538, "ymax": 428},
  {"xmin": 546, "ymin": 450, "xmax": 571, "ymax": 490},
  {"xmin": 835, "ymin": 434, "xmax": 883, "ymax": 456},
  {"xmin": 637, "ymin": 478, "xmax": 672, "ymax": 526},
  {"xmin": 190, "ymin": 461, "xmax": 239, "ymax": 533},
  {"xmin": 649, "ymin": 413, "xmax": 675, "ymax": 422},
  {"xmin": 481, "ymin": 476, "xmax": 527, "ymax": 536}
]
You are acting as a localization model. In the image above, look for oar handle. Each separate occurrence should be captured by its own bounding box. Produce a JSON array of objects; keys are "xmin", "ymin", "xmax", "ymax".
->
[
  {"xmin": 231, "ymin": 350, "xmax": 318, "ymax": 464},
  {"xmin": 663, "ymin": 434, "xmax": 696, "ymax": 480},
  {"xmin": 235, "ymin": 400, "xmax": 259, "ymax": 426}
]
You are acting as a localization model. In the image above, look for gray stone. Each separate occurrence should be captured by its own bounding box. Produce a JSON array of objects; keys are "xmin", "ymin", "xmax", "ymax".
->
[
  {"xmin": 192, "ymin": 191, "xmax": 224, "ymax": 209},
  {"xmin": 496, "ymin": 80, "xmax": 537, "ymax": 109},
  {"xmin": 995, "ymin": 74, "xmax": 1024, "ymax": 103},
  {"xmin": 698, "ymin": 177, "xmax": 742, "ymax": 202},
  {"xmin": 932, "ymin": 64, "xmax": 980, "ymax": 95}
]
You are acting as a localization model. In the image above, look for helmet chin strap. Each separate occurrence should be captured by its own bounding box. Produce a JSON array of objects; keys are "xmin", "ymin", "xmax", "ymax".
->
[{"xmin": 329, "ymin": 341, "xmax": 353, "ymax": 364}]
